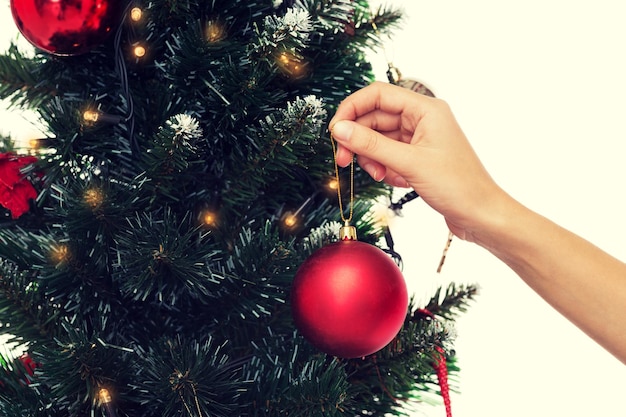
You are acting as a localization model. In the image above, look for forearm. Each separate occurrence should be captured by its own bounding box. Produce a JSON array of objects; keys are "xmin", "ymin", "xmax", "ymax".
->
[
  {"xmin": 473, "ymin": 193, "xmax": 626, "ymax": 364},
  {"xmin": 329, "ymin": 83, "xmax": 626, "ymax": 362}
]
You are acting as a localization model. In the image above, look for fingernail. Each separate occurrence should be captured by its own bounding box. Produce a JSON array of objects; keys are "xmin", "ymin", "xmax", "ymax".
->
[
  {"xmin": 363, "ymin": 164, "xmax": 382, "ymax": 182},
  {"xmin": 330, "ymin": 121, "xmax": 353, "ymax": 142},
  {"xmin": 390, "ymin": 176, "xmax": 410, "ymax": 188}
]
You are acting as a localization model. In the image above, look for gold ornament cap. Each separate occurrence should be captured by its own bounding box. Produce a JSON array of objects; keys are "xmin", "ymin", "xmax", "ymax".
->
[{"xmin": 339, "ymin": 223, "xmax": 357, "ymax": 241}]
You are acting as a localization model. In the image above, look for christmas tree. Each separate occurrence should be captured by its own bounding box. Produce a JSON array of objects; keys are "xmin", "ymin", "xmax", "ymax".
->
[{"xmin": 0, "ymin": 1, "xmax": 477, "ymax": 416}]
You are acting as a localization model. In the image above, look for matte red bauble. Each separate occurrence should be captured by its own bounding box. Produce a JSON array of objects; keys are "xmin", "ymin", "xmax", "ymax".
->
[
  {"xmin": 10, "ymin": 0, "xmax": 121, "ymax": 56},
  {"xmin": 292, "ymin": 238, "xmax": 408, "ymax": 358}
]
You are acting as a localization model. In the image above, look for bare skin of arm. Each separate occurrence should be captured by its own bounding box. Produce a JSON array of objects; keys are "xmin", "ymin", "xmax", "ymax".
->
[{"xmin": 328, "ymin": 81, "xmax": 626, "ymax": 364}]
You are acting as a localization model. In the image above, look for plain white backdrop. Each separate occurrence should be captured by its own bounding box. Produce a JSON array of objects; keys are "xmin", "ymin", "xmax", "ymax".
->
[
  {"xmin": 367, "ymin": 1, "xmax": 626, "ymax": 416},
  {"xmin": 2, "ymin": 1, "xmax": 626, "ymax": 416}
]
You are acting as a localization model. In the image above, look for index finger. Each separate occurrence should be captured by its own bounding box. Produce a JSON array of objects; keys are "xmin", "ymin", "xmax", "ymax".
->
[{"xmin": 328, "ymin": 81, "xmax": 430, "ymax": 128}]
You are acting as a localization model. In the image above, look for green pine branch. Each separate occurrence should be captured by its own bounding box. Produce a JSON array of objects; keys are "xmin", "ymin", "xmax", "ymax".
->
[
  {"xmin": 0, "ymin": 45, "xmax": 55, "ymax": 110},
  {"xmin": 420, "ymin": 283, "xmax": 480, "ymax": 321},
  {"xmin": 0, "ymin": 1, "xmax": 477, "ymax": 416},
  {"xmin": 0, "ymin": 257, "xmax": 59, "ymax": 348}
]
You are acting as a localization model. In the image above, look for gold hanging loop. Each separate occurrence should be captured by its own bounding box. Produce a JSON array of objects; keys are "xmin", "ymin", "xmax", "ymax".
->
[
  {"xmin": 329, "ymin": 134, "xmax": 354, "ymax": 225},
  {"xmin": 330, "ymin": 133, "xmax": 357, "ymax": 240}
]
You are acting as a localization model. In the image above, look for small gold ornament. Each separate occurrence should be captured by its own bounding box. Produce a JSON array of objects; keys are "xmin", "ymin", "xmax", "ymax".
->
[{"xmin": 386, "ymin": 64, "xmax": 435, "ymax": 98}]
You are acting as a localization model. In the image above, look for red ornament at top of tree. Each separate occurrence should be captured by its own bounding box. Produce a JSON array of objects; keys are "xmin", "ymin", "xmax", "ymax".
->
[
  {"xmin": 291, "ymin": 226, "xmax": 408, "ymax": 358},
  {"xmin": 10, "ymin": 0, "xmax": 122, "ymax": 56}
]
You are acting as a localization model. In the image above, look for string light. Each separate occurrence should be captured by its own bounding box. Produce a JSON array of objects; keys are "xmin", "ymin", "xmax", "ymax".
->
[
  {"xmin": 326, "ymin": 177, "xmax": 339, "ymax": 192},
  {"xmin": 200, "ymin": 209, "xmax": 218, "ymax": 228},
  {"xmin": 98, "ymin": 388, "xmax": 118, "ymax": 417},
  {"xmin": 83, "ymin": 110, "xmax": 100, "ymax": 122},
  {"xmin": 133, "ymin": 44, "xmax": 146, "ymax": 58},
  {"xmin": 83, "ymin": 109, "xmax": 124, "ymax": 125},
  {"xmin": 276, "ymin": 52, "xmax": 309, "ymax": 80},
  {"xmin": 282, "ymin": 211, "xmax": 298, "ymax": 228},
  {"xmin": 388, "ymin": 191, "xmax": 420, "ymax": 216},
  {"xmin": 281, "ymin": 196, "xmax": 313, "ymax": 230},
  {"xmin": 50, "ymin": 244, "xmax": 70, "ymax": 265},
  {"xmin": 129, "ymin": 7, "xmax": 143, "ymax": 22},
  {"xmin": 28, "ymin": 138, "xmax": 41, "ymax": 150},
  {"xmin": 205, "ymin": 19, "xmax": 227, "ymax": 43},
  {"xmin": 83, "ymin": 187, "xmax": 104, "ymax": 210},
  {"xmin": 99, "ymin": 388, "xmax": 112, "ymax": 403},
  {"xmin": 27, "ymin": 137, "xmax": 52, "ymax": 152}
]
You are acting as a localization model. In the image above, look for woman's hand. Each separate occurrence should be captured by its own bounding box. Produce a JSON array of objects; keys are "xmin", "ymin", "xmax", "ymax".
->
[{"xmin": 329, "ymin": 81, "xmax": 506, "ymax": 241}]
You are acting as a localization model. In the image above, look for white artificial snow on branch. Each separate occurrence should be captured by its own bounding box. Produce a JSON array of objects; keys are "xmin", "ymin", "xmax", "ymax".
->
[
  {"xmin": 282, "ymin": 8, "xmax": 313, "ymax": 34},
  {"xmin": 285, "ymin": 95, "xmax": 326, "ymax": 128},
  {"xmin": 264, "ymin": 7, "xmax": 313, "ymax": 44},
  {"xmin": 261, "ymin": 95, "xmax": 327, "ymax": 145},
  {"xmin": 165, "ymin": 114, "xmax": 203, "ymax": 147},
  {"xmin": 303, "ymin": 221, "xmax": 343, "ymax": 250}
]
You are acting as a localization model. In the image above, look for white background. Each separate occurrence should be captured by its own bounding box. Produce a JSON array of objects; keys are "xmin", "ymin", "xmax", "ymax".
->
[
  {"xmin": 368, "ymin": 1, "xmax": 626, "ymax": 416},
  {"xmin": 2, "ymin": 1, "xmax": 626, "ymax": 416}
]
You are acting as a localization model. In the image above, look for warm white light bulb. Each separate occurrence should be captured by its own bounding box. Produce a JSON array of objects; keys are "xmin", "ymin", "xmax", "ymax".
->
[
  {"xmin": 130, "ymin": 7, "xmax": 143, "ymax": 22},
  {"xmin": 134, "ymin": 45, "xmax": 146, "ymax": 58},
  {"xmin": 202, "ymin": 210, "xmax": 218, "ymax": 227},
  {"xmin": 284, "ymin": 213, "xmax": 298, "ymax": 228},
  {"xmin": 99, "ymin": 388, "xmax": 112, "ymax": 404},
  {"xmin": 83, "ymin": 110, "xmax": 100, "ymax": 122}
]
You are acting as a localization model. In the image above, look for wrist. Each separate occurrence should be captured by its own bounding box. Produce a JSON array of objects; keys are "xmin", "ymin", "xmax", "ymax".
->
[{"xmin": 461, "ymin": 187, "xmax": 527, "ymax": 251}]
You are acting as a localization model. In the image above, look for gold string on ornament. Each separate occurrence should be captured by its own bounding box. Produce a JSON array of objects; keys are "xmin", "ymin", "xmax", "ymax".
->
[{"xmin": 329, "ymin": 133, "xmax": 355, "ymax": 230}]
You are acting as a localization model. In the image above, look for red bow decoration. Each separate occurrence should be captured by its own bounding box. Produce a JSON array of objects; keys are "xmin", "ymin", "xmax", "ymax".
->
[{"xmin": 0, "ymin": 152, "xmax": 38, "ymax": 219}]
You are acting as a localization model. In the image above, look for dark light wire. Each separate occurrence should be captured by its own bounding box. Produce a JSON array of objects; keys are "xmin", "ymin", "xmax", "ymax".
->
[
  {"xmin": 383, "ymin": 191, "xmax": 421, "ymax": 268},
  {"xmin": 113, "ymin": 2, "xmax": 138, "ymax": 155}
]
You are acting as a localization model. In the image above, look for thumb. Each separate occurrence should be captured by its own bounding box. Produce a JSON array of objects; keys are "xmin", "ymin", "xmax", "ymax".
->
[{"xmin": 331, "ymin": 120, "xmax": 410, "ymax": 171}]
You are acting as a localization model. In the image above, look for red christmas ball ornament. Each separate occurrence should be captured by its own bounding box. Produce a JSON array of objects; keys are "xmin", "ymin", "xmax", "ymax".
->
[
  {"xmin": 10, "ymin": 0, "xmax": 121, "ymax": 56},
  {"xmin": 292, "ymin": 226, "xmax": 408, "ymax": 358}
]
